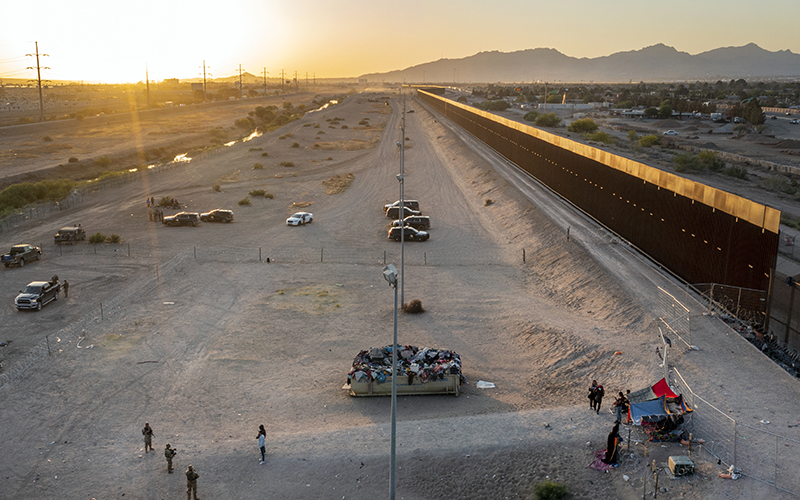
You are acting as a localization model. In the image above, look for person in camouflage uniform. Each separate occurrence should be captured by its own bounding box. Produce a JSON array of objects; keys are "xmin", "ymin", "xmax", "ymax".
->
[
  {"xmin": 185, "ymin": 464, "xmax": 200, "ymax": 500},
  {"xmin": 142, "ymin": 423, "xmax": 154, "ymax": 453},
  {"xmin": 164, "ymin": 443, "xmax": 176, "ymax": 473}
]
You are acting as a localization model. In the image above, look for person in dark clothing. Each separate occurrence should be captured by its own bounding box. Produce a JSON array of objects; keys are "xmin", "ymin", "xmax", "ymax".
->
[
  {"xmin": 63, "ymin": 280, "xmax": 69, "ymax": 297},
  {"xmin": 613, "ymin": 392, "xmax": 629, "ymax": 423},
  {"xmin": 593, "ymin": 383, "xmax": 604, "ymax": 414},
  {"xmin": 589, "ymin": 380, "xmax": 599, "ymax": 410},
  {"xmin": 257, "ymin": 424, "xmax": 266, "ymax": 464},
  {"xmin": 602, "ymin": 422, "xmax": 622, "ymax": 465}
]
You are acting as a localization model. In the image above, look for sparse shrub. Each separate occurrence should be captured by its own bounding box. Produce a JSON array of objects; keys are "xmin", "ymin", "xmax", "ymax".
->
[
  {"xmin": 763, "ymin": 174, "xmax": 794, "ymax": 193},
  {"xmin": 303, "ymin": 123, "xmax": 312, "ymax": 127},
  {"xmin": 279, "ymin": 135, "xmax": 287, "ymax": 140},
  {"xmin": 280, "ymin": 161, "xmax": 295, "ymax": 167},
  {"xmin": 534, "ymin": 112, "xmax": 561, "ymax": 127},
  {"xmin": 327, "ymin": 157, "xmax": 333, "ymax": 160},
  {"xmin": 89, "ymin": 232, "xmax": 107, "ymax": 244},
  {"xmin": 673, "ymin": 152, "xmax": 702, "ymax": 173},
  {"xmin": 532, "ymin": 480, "xmax": 568, "ymax": 500},
  {"xmin": 523, "ymin": 111, "xmax": 539, "ymax": 122},
  {"xmin": 95, "ymin": 155, "xmax": 113, "ymax": 167},
  {"xmin": 261, "ymin": 152, "xmax": 269, "ymax": 157},
  {"xmin": 698, "ymin": 150, "xmax": 725, "ymax": 172},
  {"xmin": 341, "ymin": 125, "xmax": 348, "ymax": 129},
  {"xmin": 68, "ymin": 157, "xmax": 79, "ymax": 163},
  {"xmin": 238, "ymin": 197, "xmax": 251, "ymax": 206},
  {"xmin": 627, "ymin": 130, "xmax": 639, "ymax": 144},
  {"xmin": 587, "ymin": 131, "xmax": 614, "ymax": 144},
  {"xmin": 43, "ymin": 135, "xmax": 53, "ymax": 142},
  {"xmin": 291, "ymin": 142, "xmax": 300, "ymax": 148},
  {"xmin": 403, "ymin": 299, "xmax": 425, "ymax": 314},
  {"xmin": 484, "ymin": 199, "xmax": 494, "ymax": 206},
  {"xmin": 317, "ymin": 131, "xmax": 325, "ymax": 134},
  {"xmin": 158, "ymin": 196, "xmax": 173, "ymax": 207},
  {"xmin": 212, "ymin": 184, "xmax": 221, "ymax": 192},
  {"xmin": 638, "ymin": 134, "xmax": 660, "ymax": 147},
  {"xmin": 264, "ymin": 192, "xmax": 274, "ymax": 199},
  {"xmin": 249, "ymin": 147, "xmax": 263, "ymax": 151},
  {"xmin": 724, "ymin": 165, "xmax": 748, "ymax": 179},
  {"xmin": 358, "ymin": 119, "xmax": 369, "ymax": 125},
  {"xmin": 106, "ymin": 234, "xmax": 121, "ymax": 244},
  {"xmin": 252, "ymin": 163, "xmax": 264, "ymax": 170},
  {"xmin": 314, "ymin": 124, "xmax": 320, "ymax": 128},
  {"xmin": 567, "ymin": 118, "xmax": 599, "ymax": 134},
  {"xmin": 249, "ymin": 189, "xmax": 266, "ymax": 196}
]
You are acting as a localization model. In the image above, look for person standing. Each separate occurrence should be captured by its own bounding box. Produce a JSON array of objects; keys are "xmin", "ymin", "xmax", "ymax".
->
[
  {"xmin": 164, "ymin": 443, "xmax": 176, "ymax": 473},
  {"xmin": 588, "ymin": 380, "xmax": 598, "ymax": 410},
  {"xmin": 142, "ymin": 422, "xmax": 154, "ymax": 453},
  {"xmin": 613, "ymin": 392, "xmax": 628, "ymax": 423},
  {"xmin": 185, "ymin": 465, "xmax": 200, "ymax": 500},
  {"xmin": 257, "ymin": 425, "xmax": 266, "ymax": 464},
  {"xmin": 594, "ymin": 383, "xmax": 605, "ymax": 414},
  {"xmin": 63, "ymin": 280, "xmax": 69, "ymax": 298}
]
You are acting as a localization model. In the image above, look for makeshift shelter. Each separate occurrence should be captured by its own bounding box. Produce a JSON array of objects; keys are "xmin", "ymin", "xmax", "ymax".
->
[
  {"xmin": 627, "ymin": 378, "xmax": 678, "ymax": 404},
  {"xmin": 627, "ymin": 379, "xmax": 692, "ymax": 442}
]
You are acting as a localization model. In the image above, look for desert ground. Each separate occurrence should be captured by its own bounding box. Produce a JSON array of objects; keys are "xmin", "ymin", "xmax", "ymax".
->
[{"xmin": 1, "ymin": 89, "xmax": 800, "ymax": 500}]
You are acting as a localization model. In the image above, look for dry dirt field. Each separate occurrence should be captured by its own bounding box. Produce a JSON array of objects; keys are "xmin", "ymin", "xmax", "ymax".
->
[{"xmin": 1, "ymin": 89, "xmax": 800, "ymax": 500}]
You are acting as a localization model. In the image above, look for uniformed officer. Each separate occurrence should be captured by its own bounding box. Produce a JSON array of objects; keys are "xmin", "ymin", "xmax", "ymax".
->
[
  {"xmin": 164, "ymin": 443, "xmax": 176, "ymax": 473},
  {"xmin": 185, "ymin": 464, "xmax": 200, "ymax": 500},
  {"xmin": 142, "ymin": 422, "xmax": 154, "ymax": 453}
]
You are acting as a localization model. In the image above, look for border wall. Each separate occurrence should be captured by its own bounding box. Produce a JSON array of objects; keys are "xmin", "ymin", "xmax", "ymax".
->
[{"xmin": 417, "ymin": 90, "xmax": 780, "ymax": 298}]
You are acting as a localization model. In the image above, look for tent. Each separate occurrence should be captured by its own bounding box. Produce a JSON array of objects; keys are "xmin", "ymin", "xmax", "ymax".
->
[{"xmin": 627, "ymin": 378, "xmax": 678, "ymax": 404}]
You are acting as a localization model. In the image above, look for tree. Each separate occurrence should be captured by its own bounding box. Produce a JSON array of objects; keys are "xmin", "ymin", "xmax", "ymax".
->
[
  {"xmin": 742, "ymin": 99, "xmax": 766, "ymax": 125},
  {"xmin": 567, "ymin": 118, "xmax": 599, "ymax": 134},
  {"xmin": 535, "ymin": 112, "xmax": 561, "ymax": 127},
  {"xmin": 644, "ymin": 107, "xmax": 659, "ymax": 119},
  {"xmin": 659, "ymin": 101, "xmax": 673, "ymax": 119},
  {"xmin": 523, "ymin": 111, "xmax": 539, "ymax": 122}
]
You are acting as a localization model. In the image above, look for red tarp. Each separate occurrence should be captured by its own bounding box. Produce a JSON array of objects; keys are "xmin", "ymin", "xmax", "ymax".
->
[{"xmin": 627, "ymin": 378, "xmax": 678, "ymax": 404}]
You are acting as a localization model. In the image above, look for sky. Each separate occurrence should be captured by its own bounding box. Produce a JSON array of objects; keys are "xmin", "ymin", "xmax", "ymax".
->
[{"xmin": 1, "ymin": 0, "xmax": 799, "ymax": 84}]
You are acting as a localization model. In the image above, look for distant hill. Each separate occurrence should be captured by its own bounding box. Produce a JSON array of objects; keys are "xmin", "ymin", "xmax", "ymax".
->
[{"xmin": 360, "ymin": 43, "xmax": 800, "ymax": 83}]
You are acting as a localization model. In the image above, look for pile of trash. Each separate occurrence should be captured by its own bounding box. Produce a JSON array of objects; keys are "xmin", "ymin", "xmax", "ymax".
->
[{"xmin": 348, "ymin": 345, "xmax": 462, "ymax": 385}]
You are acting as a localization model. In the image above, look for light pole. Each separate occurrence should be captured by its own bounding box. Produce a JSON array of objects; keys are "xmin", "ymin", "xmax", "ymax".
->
[
  {"xmin": 399, "ymin": 92, "xmax": 406, "ymax": 308},
  {"xmin": 382, "ymin": 263, "xmax": 399, "ymax": 500}
]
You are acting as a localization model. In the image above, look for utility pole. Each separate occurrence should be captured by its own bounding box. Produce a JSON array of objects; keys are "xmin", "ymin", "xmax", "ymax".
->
[
  {"xmin": 294, "ymin": 71, "xmax": 298, "ymax": 92},
  {"xmin": 202, "ymin": 60, "xmax": 208, "ymax": 102},
  {"xmin": 313, "ymin": 73, "xmax": 316, "ymax": 86},
  {"xmin": 262, "ymin": 67, "xmax": 268, "ymax": 95},
  {"xmin": 305, "ymin": 72, "xmax": 308, "ymax": 90},
  {"xmin": 26, "ymin": 41, "xmax": 49, "ymax": 122},
  {"xmin": 238, "ymin": 64, "xmax": 243, "ymax": 98},
  {"xmin": 145, "ymin": 64, "xmax": 151, "ymax": 109},
  {"xmin": 281, "ymin": 69, "xmax": 285, "ymax": 92}
]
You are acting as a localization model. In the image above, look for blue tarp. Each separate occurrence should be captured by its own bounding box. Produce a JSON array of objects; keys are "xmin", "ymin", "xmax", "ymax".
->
[{"xmin": 629, "ymin": 397, "xmax": 669, "ymax": 425}]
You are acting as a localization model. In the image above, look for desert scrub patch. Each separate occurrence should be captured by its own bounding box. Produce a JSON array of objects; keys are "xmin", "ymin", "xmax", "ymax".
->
[
  {"xmin": 212, "ymin": 184, "xmax": 221, "ymax": 192},
  {"xmin": 291, "ymin": 142, "xmax": 300, "ymax": 148},
  {"xmin": 358, "ymin": 119, "xmax": 369, "ymax": 125},
  {"xmin": 249, "ymin": 147, "xmax": 263, "ymax": 151},
  {"xmin": 107, "ymin": 234, "xmax": 121, "ymax": 244},
  {"xmin": 322, "ymin": 173, "xmax": 355, "ymax": 194},
  {"xmin": 68, "ymin": 157, "xmax": 79, "ymax": 163},
  {"xmin": 340, "ymin": 125, "xmax": 348, "ymax": 129},
  {"xmin": 238, "ymin": 197, "xmax": 251, "ymax": 205},
  {"xmin": 303, "ymin": 123, "xmax": 312, "ymax": 127},
  {"xmin": 280, "ymin": 161, "xmax": 295, "ymax": 167},
  {"xmin": 269, "ymin": 285, "xmax": 340, "ymax": 314},
  {"xmin": 89, "ymin": 232, "xmax": 107, "ymax": 244},
  {"xmin": 252, "ymin": 162, "xmax": 264, "ymax": 169},
  {"xmin": 261, "ymin": 152, "xmax": 269, "ymax": 157},
  {"xmin": 249, "ymin": 189, "xmax": 266, "ymax": 196}
]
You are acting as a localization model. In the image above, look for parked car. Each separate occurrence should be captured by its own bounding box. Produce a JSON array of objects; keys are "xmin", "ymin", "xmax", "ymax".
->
[
  {"xmin": 54, "ymin": 226, "xmax": 86, "ymax": 245},
  {"xmin": 386, "ymin": 206, "xmax": 421, "ymax": 219},
  {"xmin": 200, "ymin": 209, "xmax": 234, "ymax": 223},
  {"xmin": 384, "ymin": 200, "xmax": 420, "ymax": 212},
  {"xmin": 286, "ymin": 212, "xmax": 313, "ymax": 226},
  {"xmin": 15, "ymin": 280, "xmax": 60, "ymax": 311},
  {"xmin": 791, "ymin": 119, "xmax": 799, "ymax": 125},
  {"xmin": 2, "ymin": 244, "xmax": 42, "ymax": 268},
  {"xmin": 388, "ymin": 226, "xmax": 429, "ymax": 242},
  {"xmin": 392, "ymin": 215, "xmax": 431, "ymax": 230},
  {"xmin": 663, "ymin": 130, "xmax": 679, "ymax": 136},
  {"xmin": 163, "ymin": 212, "xmax": 201, "ymax": 227}
]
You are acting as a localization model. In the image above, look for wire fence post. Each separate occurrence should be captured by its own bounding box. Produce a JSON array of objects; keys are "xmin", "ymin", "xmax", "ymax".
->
[
  {"xmin": 522, "ymin": 248, "xmax": 526, "ymax": 263},
  {"xmin": 46, "ymin": 335, "xmax": 51, "ymax": 356},
  {"xmin": 259, "ymin": 247, "xmax": 262, "ymax": 262},
  {"xmin": 100, "ymin": 302, "xmax": 104, "ymax": 321},
  {"xmin": 128, "ymin": 243, "xmax": 131, "ymax": 257},
  {"xmin": 320, "ymin": 248, "xmax": 323, "ymax": 263}
]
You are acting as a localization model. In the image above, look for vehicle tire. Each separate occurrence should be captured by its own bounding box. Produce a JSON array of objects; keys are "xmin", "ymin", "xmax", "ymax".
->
[
  {"xmin": 36, "ymin": 253, "xmax": 41, "ymax": 261},
  {"xmin": 394, "ymin": 236, "xmax": 401, "ymax": 242},
  {"xmin": 36, "ymin": 302, "xmax": 41, "ymax": 311},
  {"xmin": 54, "ymin": 292, "xmax": 59, "ymax": 301},
  {"xmin": 309, "ymin": 218, "xmax": 313, "ymax": 223},
  {"xmin": 19, "ymin": 258, "xmax": 24, "ymax": 267}
]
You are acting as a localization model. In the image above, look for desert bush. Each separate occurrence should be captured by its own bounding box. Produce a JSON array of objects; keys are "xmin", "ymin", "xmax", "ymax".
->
[
  {"xmin": 763, "ymin": 174, "xmax": 795, "ymax": 193},
  {"xmin": 341, "ymin": 125, "xmax": 348, "ymax": 129},
  {"xmin": 531, "ymin": 480, "xmax": 568, "ymax": 500},
  {"xmin": 358, "ymin": 119, "xmax": 369, "ymax": 125},
  {"xmin": 280, "ymin": 161, "xmax": 295, "ymax": 167},
  {"xmin": 68, "ymin": 157, "xmax": 79, "ymax": 163},
  {"xmin": 587, "ymin": 131, "xmax": 615, "ymax": 144},
  {"xmin": 106, "ymin": 234, "xmax": 121, "ymax": 244},
  {"xmin": 88, "ymin": 232, "xmax": 107, "ymax": 244},
  {"xmin": 43, "ymin": 135, "xmax": 53, "ymax": 142},
  {"xmin": 638, "ymin": 134, "xmax": 660, "ymax": 147},
  {"xmin": 249, "ymin": 189, "xmax": 266, "ymax": 197},
  {"xmin": 484, "ymin": 199, "xmax": 494, "ymax": 206},
  {"xmin": 314, "ymin": 124, "xmax": 320, "ymax": 128},
  {"xmin": 567, "ymin": 118, "xmax": 599, "ymax": 134},
  {"xmin": 403, "ymin": 299, "xmax": 425, "ymax": 314},
  {"xmin": 698, "ymin": 150, "xmax": 725, "ymax": 172},
  {"xmin": 627, "ymin": 130, "xmax": 639, "ymax": 143},
  {"xmin": 523, "ymin": 111, "xmax": 539, "ymax": 122},
  {"xmin": 212, "ymin": 184, "xmax": 221, "ymax": 192},
  {"xmin": 724, "ymin": 165, "xmax": 748, "ymax": 179},
  {"xmin": 478, "ymin": 100, "xmax": 511, "ymax": 112},
  {"xmin": 261, "ymin": 152, "xmax": 269, "ymax": 157},
  {"xmin": 238, "ymin": 197, "xmax": 251, "ymax": 206},
  {"xmin": 264, "ymin": 192, "xmax": 274, "ymax": 199},
  {"xmin": 95, "ymin": 155, "xmax": 113, "ymax": 167},
  {"xmin": 303, "ymin": 123, "xmax": 312, "ymax": 127},
  {"xmin": 782, "ymin": 214, "xmax": 800, "ymax": 231},
  {"xmin": 327, "ymin": 157, "xmax": 333, "ymax": 160},
  {"xmin": 252, "ymin": 163, "xmax": 264, "ymax": 170},
  {"xmin": 317, "ymin": 131, "xmax": 325, "ymax": 134},
  {"xmin": 0, "ymin": 179, "xmax": 75, "ymax": 214},
  {"xmin": 291, "ymin": 142, "xmax": 300, "ymax": 148},
  {"xmin": 235, "ymin": 117, "xmax": 256, "ymax": 130},
  {"xmin": 249, "ymin": 147, "xmax": 263, "ymax": 151},
  {"xmin": 673, "ymin": 152, "xmax": 703, "ymax": 173},
  {"xmin": 535, "ymin": 112, "xmax": 561, "ymax": 127},
  {"xmin": 158, "ymin": 196, "xmax": 173, "ymax": 207}
]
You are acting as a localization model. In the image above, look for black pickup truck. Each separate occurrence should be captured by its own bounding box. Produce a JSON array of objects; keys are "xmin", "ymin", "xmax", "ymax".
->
[
  {"xmin": 15, "ymin": 280, "xmax": 61, "ymax": 311},
  {"xmin": 2, "ymin": 244, "xmax": 42, "ymax": 268}
]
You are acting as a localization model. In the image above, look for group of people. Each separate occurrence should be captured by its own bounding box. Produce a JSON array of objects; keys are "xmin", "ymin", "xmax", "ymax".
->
[
  {"xmin": 588, "ymin": 381, "xmax": 631, "ymax": 466},
  {"xmin": 141, "ymin": 422, "xmax": 267, "ymax": 499},
  {"xmin": 49, "ymin": 275, "xmax": 70, "ymax": 297}
]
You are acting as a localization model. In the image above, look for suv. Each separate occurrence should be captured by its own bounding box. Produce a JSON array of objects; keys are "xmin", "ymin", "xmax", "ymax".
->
[
  {"xmin": 54, "ymin": 226, "xmax": 86, "ymax": 245},
  {"xmin": 2, "ymin": 244, "xmax": 42, "ymax": 268},
  {"xmin": 384, "ymin": 200, "xmax": 420, "ymax": 212},
  {"xmin": 200, "ymin": 209, "xmax": 234, "ymax": 223},
  {"xmin": 385, "ymin": 206, "xmax": 421, "ymax": 219},
  {"xmin": 15, "ymin": 280, "xmax": 60, "ymax": 311},
  {"xmin": 392, "ymin": 215, "xmax": 431, "ymax": 230},
  {"xmin": 163, "ymin": 212, "xmax": 201, "ymax": 227},
  {"xmin": 388, "ymin": 226, "xmax": 429, "ymax": 242}
]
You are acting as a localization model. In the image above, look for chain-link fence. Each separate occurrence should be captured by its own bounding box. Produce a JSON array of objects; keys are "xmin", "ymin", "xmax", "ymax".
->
[{"xmin": 0, "ymin": 191, "xmax": 84, "ymax": 234}]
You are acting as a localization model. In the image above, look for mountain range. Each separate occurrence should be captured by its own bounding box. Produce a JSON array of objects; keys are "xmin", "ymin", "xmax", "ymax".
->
[{"xmin": 360, "ymin": 43, "xmax": 800, "ymax": 84}]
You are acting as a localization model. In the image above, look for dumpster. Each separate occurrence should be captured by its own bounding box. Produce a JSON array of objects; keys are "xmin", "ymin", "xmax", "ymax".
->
[{"xmin": 346, "ymin": 345, "xmax": 462, "ymax": 397}]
